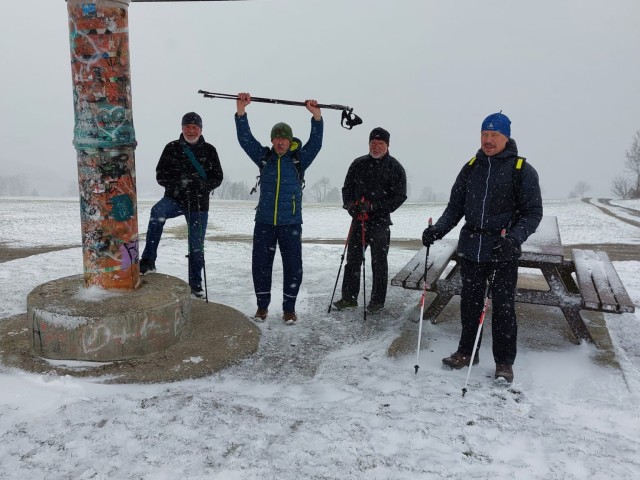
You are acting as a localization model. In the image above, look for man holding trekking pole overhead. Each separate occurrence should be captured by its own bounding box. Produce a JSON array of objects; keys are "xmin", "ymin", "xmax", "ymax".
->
[
  {"xmin": 139, "ymin": 112, "xmax": 224, "ymax": 299},
  {"xmin": 333, "ymin": 127, "xmax": 407, "ymax": 314},
  {"xmin": 235, "ymin": 92, "xmax": 323, "ymax": 325},
  {"xmin": 422, "ymin": 112, "xmax": 542, "ymax": 383}
]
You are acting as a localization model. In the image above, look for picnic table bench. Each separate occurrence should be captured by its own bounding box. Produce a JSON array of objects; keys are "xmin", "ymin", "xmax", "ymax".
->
[{"xmin": 391, "ymin": 216, "xmax": 635, "ymax": 344}]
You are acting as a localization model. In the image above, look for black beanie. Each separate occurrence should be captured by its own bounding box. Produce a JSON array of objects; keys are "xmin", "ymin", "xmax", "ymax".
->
[
  {"xmin": 369, "ymin": 127, "xmax": 390, "ymax": 145},
  {"xmin": 182, "ymin": 112, "xmax": 202, "ymax": 129}
]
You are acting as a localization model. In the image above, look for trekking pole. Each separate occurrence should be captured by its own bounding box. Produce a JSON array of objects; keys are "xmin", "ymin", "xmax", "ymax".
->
[
  {"xmin": 414, "ymin": 218, "xmax": 432, "ymax": 374},
  {"xmin": 462, "ymin": 229, "xmax": 506, "ymax": 397},
  {"xmin": 328, "ymin": 221, "xmax": 355, "ymax": 313},
  {"xmin": 197, "ymin": 196, "xmax": 209, "ymax": 303},
  {"xmin": 360, "ymin": 198, "xmax": 368, "ymax": 322},
  {"xmin": 198, "ymin": 90, "xmax": 363, "ymax": 130}
]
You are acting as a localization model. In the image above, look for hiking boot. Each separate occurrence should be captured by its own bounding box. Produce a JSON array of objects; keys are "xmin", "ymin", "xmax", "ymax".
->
[
  {"xmin": 495, "ymin": 364, "xmax": 514, "ymax": 383},
  {"xmin": 442, "ymin": 351, "xmax": 479, "ymax": 370},
  {"xmin": 191, "ymin": 286, "xmax": 206, "ymax": 299},
  {"xmin": 253, "ymin": 308, "xmax": 268, "ymax": 322},
  {"xmin": 332, "ymin": 298, "xmax": 358, "ymax": 311},
  {"xmin": 283, "ymin": 311, "xmax": 298, "ymax": 325},
  {"xmin": 139, "ymin": 258, "xmax": 156, "ymax": 275},
  {"xmin": 366, "ymin": 302, "xmax": 384, "ymax": 314}
]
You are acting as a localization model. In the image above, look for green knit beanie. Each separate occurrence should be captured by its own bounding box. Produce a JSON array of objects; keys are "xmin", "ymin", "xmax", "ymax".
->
[{"xmin": 271, "ymin": 122, "xmax": 293, "ymax": 141}]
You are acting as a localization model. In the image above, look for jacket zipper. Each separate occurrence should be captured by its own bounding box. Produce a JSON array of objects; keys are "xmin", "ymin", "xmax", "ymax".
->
[
  {"xmin": 292, "ymin": 195, "xmax": 296, "ymax": 215},
  {"xmin": 477, "ymin": 157, "xmax": 492, "ymax": 262},
  {"xmin": 273, "ymin": 155, "xmax": 281, "ymax": 225}
]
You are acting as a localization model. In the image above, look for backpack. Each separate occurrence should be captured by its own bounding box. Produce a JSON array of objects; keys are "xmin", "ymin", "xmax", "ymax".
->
[{"xmin": 250, "ymin": 138, "xmax": 304, "ymax": 195}]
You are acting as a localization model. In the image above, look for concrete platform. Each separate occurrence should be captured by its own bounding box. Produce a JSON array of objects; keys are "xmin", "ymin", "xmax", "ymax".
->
[
  {"xmin": 0, "ymin": 299, "xmax": 260, "ymax": 384},
  {"xmin": 28, "ymin": 274, "xmax": 192, "ymax": 361}
]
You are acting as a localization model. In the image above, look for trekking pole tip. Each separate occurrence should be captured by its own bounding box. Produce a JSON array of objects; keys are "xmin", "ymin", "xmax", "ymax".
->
[
  {"xmin": 414, "ymin": 365, "xmax": 419, "ymax": 374},
  {"xmin": 461, "ymin": 387, "xmax": 467, "ymax": 397}
]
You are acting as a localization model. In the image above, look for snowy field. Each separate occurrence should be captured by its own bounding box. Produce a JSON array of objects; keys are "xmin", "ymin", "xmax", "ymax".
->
[{"xmin": 1, "ymin": 197, "xmax": 640, "ymax": 479}]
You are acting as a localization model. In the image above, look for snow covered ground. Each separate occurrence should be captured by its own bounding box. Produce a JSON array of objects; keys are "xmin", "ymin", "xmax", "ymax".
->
[{"xmin": 1, "ymin": 197, "xmax": 639, "ymax": 479}]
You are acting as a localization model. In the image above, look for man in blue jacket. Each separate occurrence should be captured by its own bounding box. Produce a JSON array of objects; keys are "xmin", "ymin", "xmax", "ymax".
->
[
  {"xmin": 235, "ymin": 92, "xmax": 323, "ymax": 325},
  {"xmin": 422, "ymin": 112, "xmax": 542, "ymax": 383}
]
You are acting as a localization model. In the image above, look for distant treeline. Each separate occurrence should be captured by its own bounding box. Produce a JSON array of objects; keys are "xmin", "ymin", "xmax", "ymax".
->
[{"xmin": 0, "ymin": 174, "xmax": 36, "ymax": 196}]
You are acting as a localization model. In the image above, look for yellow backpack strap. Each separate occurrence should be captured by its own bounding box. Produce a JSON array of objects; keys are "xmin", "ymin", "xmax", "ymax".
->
[
  {"xmin": 468, "ymin": 156, "xmax": 477, "ymax": 166},
  {"xmin": 515, "ymin": 156, "xmax": 525, "ymax": 170}
]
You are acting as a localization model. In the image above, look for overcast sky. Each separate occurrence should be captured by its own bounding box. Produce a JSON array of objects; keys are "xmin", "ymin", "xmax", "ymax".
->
[{"xmin": 2, "ymin": 0, "xmax": 639, "ymax": 199}]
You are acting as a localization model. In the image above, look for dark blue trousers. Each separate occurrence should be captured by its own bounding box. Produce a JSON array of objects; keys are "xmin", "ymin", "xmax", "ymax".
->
[
  {"xmin": 141, "ymin": 196, "xmax": 208, "ymax": 289},
  {"xmin": 458, "ymin": 257, "xmax": 519, "ymax": 365},
  {"xmin": 252, "ymin": 222, "xmax": 302, "ymax": 313}
]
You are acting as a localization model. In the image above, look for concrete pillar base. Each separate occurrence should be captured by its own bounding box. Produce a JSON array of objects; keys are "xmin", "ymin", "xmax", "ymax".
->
[{"xmin": 28, "ymin": 274, "xmax": 191, "ymax": 361}]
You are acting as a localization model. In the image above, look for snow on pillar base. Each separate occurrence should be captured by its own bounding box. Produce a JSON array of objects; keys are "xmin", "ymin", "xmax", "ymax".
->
[{"xmin": 28, "ymin": 274, "xmax": 191, "ymax": 362}]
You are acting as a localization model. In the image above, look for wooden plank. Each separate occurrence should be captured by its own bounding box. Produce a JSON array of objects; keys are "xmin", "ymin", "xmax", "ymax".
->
[
  {"xmin": 596, "ymin": 251, "xmax": 635, "ymax": 313},
  {"xmin": 572, "ymin": 249, "xmax": 604, "ymax": 310},
  {"xmin": 571, "ymin": 249, "xmax": 635, "ymax": 313},
  {"xmin": 521, "ymin": 216, "xmax": 564, "ymax": 263},
  {"xmin": 391, "ymin": 239, "xmax": 457, "ymax": 290}
]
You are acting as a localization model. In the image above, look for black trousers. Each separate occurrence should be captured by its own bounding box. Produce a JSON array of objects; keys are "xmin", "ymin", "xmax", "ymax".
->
[
  {"xmin": 458, "ymin": 257, "xmax": 519, "ymax": 365},
  {"xmin": 341, "ymin": 220, "xmax": 390, "ymax": 306}
]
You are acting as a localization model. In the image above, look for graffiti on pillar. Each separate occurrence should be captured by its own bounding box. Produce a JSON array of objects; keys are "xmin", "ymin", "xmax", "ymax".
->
[
  {"xmin": 68, "ymin": 2, "xmax": 134, "ymax": 147},
  {"xmin": 77, "ymin": 148, "xmax": 139, "ymax": 288},
  {"xmin": 68, "ymin": 1, "xmax": 140, "ymax": 290}
]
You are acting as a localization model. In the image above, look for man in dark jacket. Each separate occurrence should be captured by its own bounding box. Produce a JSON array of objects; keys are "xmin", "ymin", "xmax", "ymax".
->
[
  {"xmin": 333, "ymin": 127, "xmax": 407, "ymax": 314},
  {"xmin": 235, "ymin": 92, "xmax": 323, "ymax": 325},
  {"xmin": 139, "ymin": 112, "xmax": 223, "ymax": 299},
  {"xmin": 422, "ymin": 112, "xmax": 542, "ymax": 383}
]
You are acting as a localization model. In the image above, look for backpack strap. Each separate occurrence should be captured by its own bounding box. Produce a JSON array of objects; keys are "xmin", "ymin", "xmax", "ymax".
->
[
  {"xmin": 512, "ymin": 157, "xmax": 526, "ymax": 222},
  {"xmin": 250, "ymin": 144, "xmax": 305, "ymax": 195},
  {"xmin": 181, "ymin": 145, "xmax": 207, "ymax": 181}
]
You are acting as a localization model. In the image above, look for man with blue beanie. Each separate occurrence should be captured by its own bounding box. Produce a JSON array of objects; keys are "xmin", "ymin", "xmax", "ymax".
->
[{"xmin": 421, "ymin": 111, "xmax": 542, "ymax": 383}]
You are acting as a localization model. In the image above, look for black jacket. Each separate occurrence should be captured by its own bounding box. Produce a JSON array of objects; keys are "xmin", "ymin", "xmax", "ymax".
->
[
  {"xmin": 434, "ymin": 138, "xmax": 543, "ymax": 262},
  {"xmin": 342, "ymin": 152, "xmax": 407, "ymax": 226},
  {"xmin": 156, "ymin": 134, "xmax": 223, "ymax": 212}
]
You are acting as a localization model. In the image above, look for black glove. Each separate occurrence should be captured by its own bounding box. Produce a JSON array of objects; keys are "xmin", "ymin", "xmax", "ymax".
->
[
  {"xmin": 492, "ymin": 235, "xmax": 520, "ymax": 259},
  {"xmin": 347, "ymin": 200, "xmax": 371, "ymax": 218},
  {"xmin": 421, "ymin": 225, "xmax": 441, "ymax": 247}
]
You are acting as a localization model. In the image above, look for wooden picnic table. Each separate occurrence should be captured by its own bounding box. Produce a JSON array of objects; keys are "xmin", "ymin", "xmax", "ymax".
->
[{"xmin": 391, "ymin": 216, "xmax": 635, "ymax": 344}]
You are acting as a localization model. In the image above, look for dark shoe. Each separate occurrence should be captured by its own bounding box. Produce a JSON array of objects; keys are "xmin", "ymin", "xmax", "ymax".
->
[
  {"xmin": 366, "ymin": 302, "xmax": 384, "ymax": 314},
  {"xmin": 253, "ymin": 308, "xmax": 268, "ymax": 322},
  {"xmin": 191, "ymin": 286, "xmax": 206, "ymax": 299},
  {"xmin": 495, "ymin": 364, "xmax": 514, "ymax": 383},
  {"xmin": 283, "ymin": 311, "xmax": 298, "ymax": 325},
  {"xmin": 139, "ymin": 258, "xmax": 156, "ymax": 275},
  {"xmin": 332, "ymin": 298, "xmax": 358, "ymax": 311},
  {"xmin": 442, "ymin": 351, "xmax": 480, "ymax": 370}
]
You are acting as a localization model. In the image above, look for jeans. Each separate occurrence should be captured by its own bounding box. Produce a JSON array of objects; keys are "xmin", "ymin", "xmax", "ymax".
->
[
  {"xmin": 252, "ymin": 222, "xmax": 302, "ymax": 313},
  {"xmin": 141, "ymin": 196, "xmax": 208, "ymax": 288}
]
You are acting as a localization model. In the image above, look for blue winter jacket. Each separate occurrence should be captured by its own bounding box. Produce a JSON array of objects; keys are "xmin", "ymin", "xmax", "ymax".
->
[
  {"xmin": 235, "ymin": 114, "xmax": 323, "ymax": 225},
  {"xmin": 434, "ymin": 138, "xmax": 543, "ymax": 262}
]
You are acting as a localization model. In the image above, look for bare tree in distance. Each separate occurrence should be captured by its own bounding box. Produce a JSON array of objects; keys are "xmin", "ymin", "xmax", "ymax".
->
[
  {"xmin": 568, "ymin": 180, "xmax": 592, "ymax": 199},
  {"xmin": 611, "ymin": 175, "xmax": 634, "ymax": 199},
  {"xmin": 625, "ymin": 130, "xmax": 640, "ymax": 198},
  {"xmin": 308, "ymin": 176, "xmax": 332, "ymax": 203}
]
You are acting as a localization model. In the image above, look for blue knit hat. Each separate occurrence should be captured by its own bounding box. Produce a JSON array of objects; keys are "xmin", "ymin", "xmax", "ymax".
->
[{"xmin": 481, "ymin": 112, "xmax": 511, "ymax": 138}]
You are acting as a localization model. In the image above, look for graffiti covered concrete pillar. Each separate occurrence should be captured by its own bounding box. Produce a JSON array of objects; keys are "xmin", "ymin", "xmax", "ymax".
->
[{"xmin": 67, "ymin": 0, "xmax": 139, "ymax": 290}]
